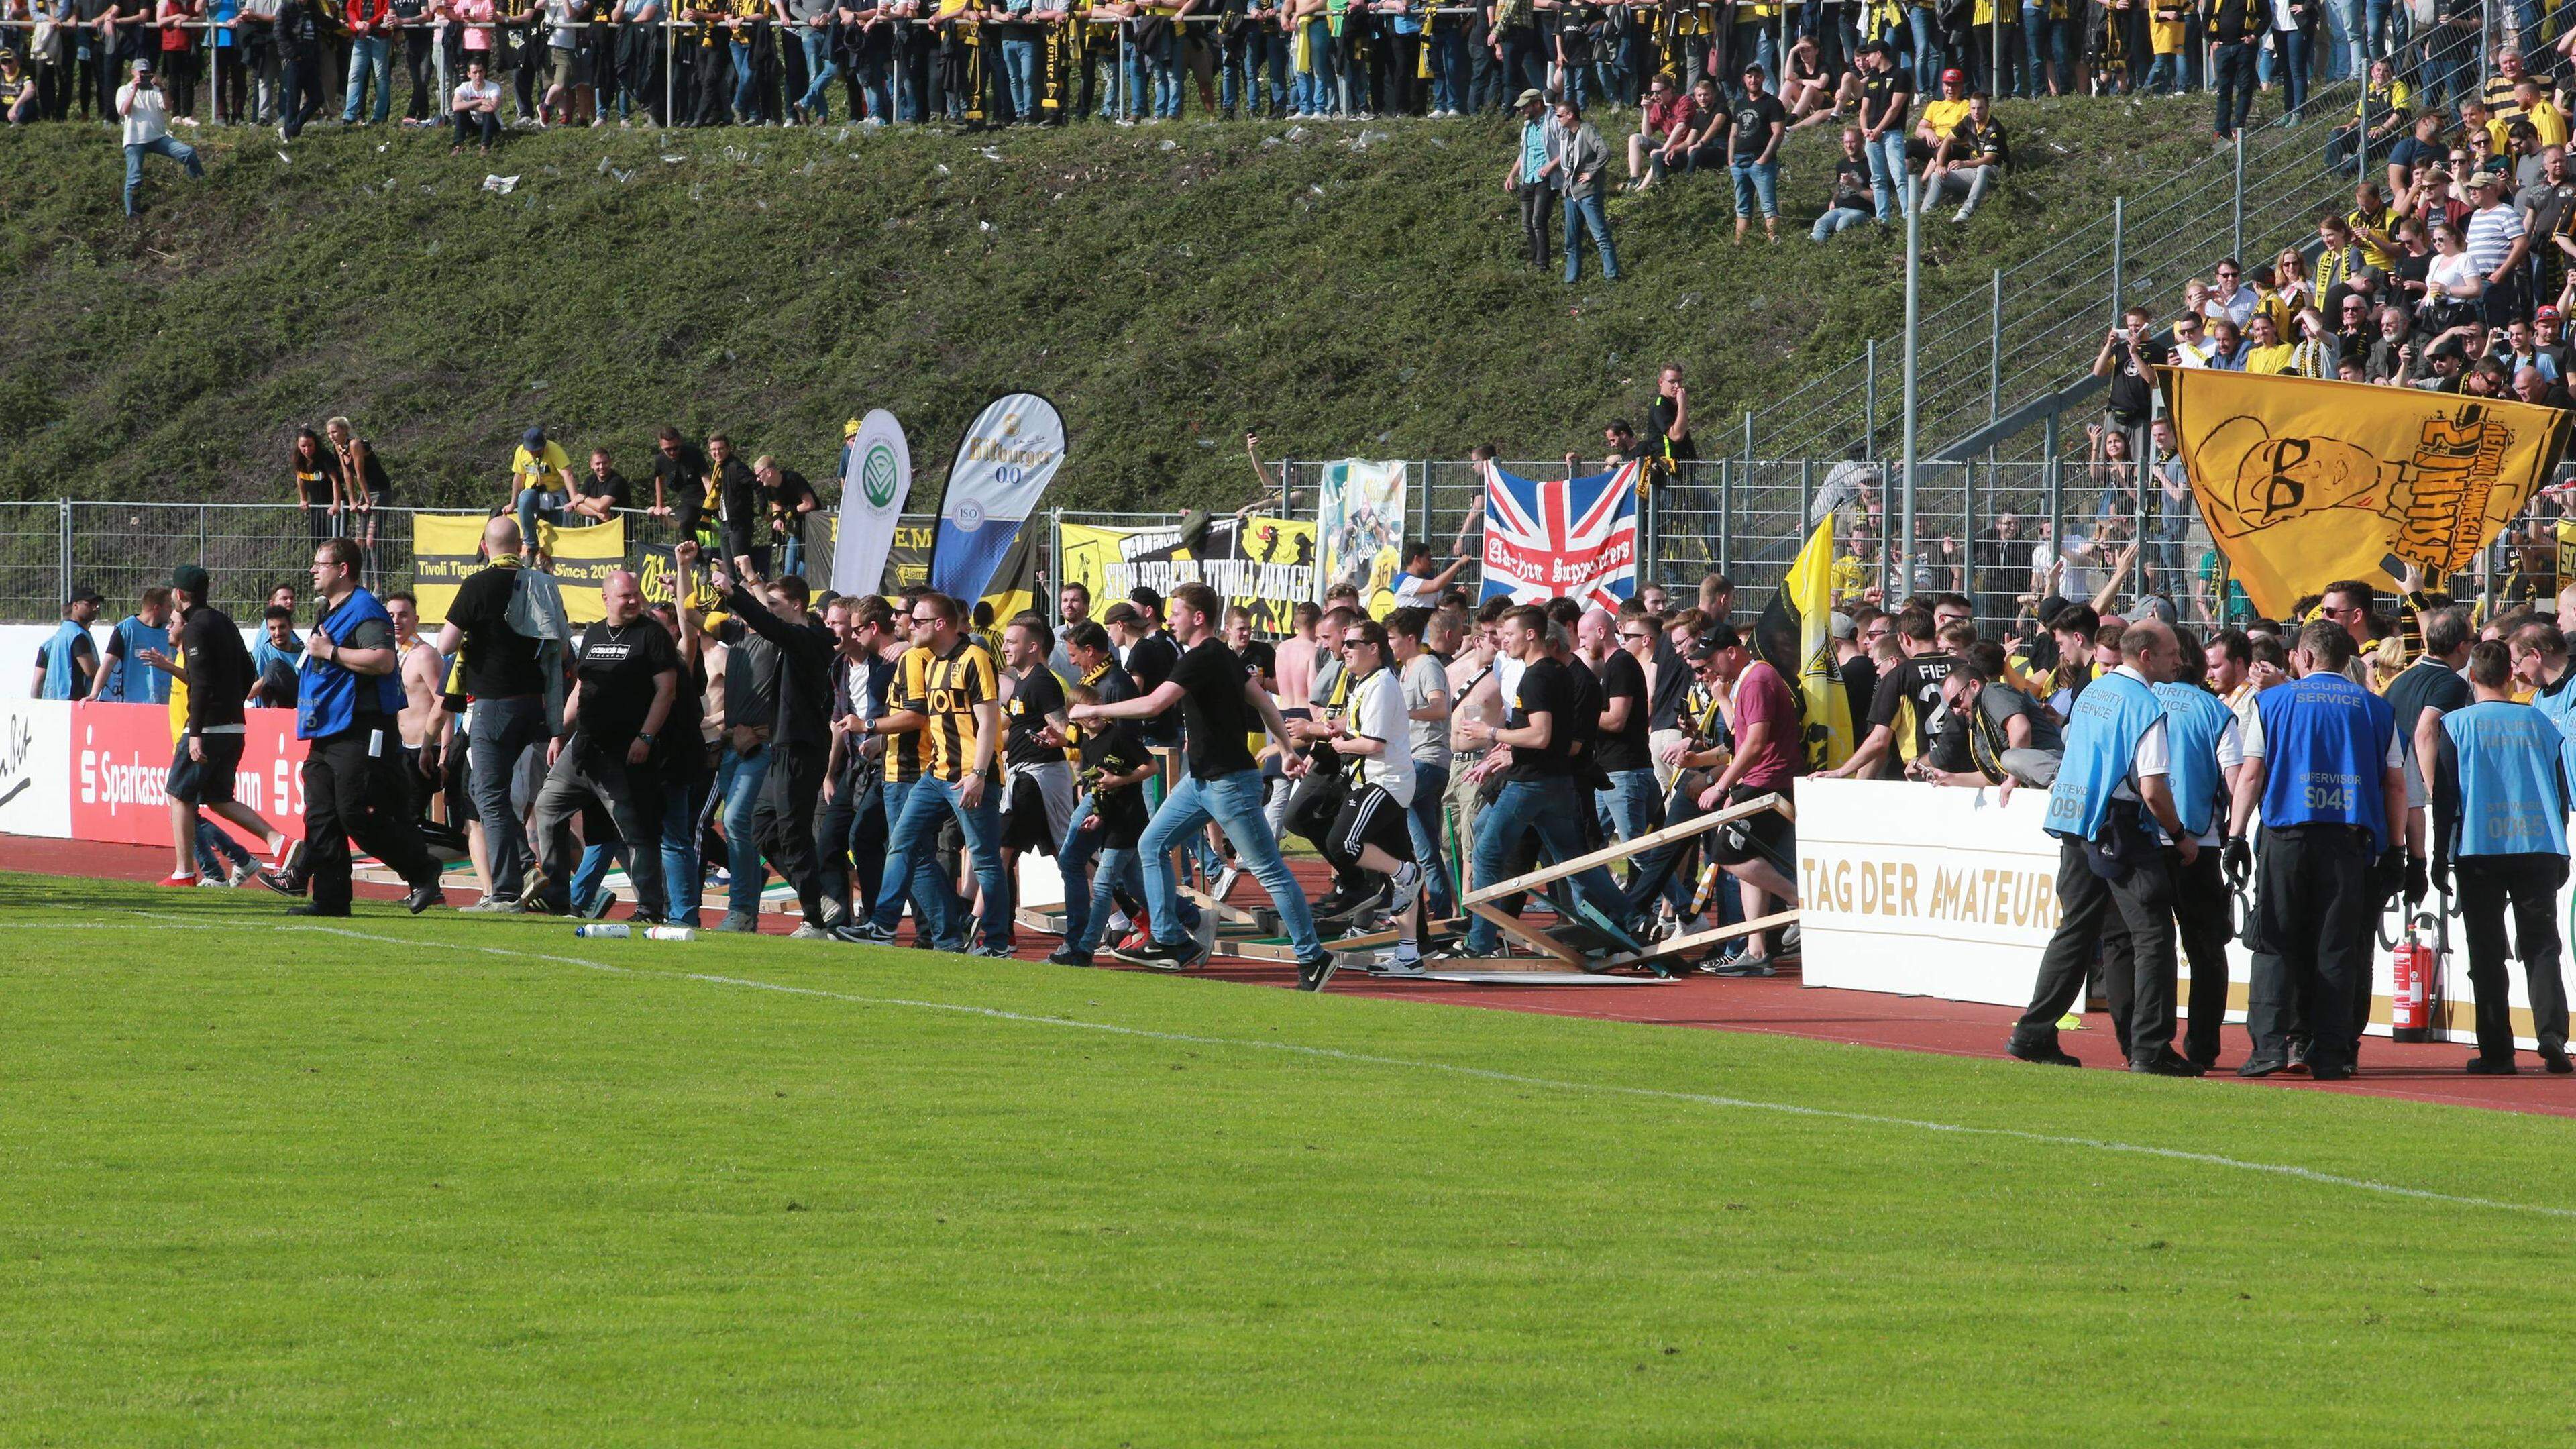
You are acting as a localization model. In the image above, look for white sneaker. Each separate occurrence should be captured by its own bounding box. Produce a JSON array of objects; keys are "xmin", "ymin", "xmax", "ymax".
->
[{"xmin": 1388, "ymin": 861, "xmax": 1423, "ymax": 913}]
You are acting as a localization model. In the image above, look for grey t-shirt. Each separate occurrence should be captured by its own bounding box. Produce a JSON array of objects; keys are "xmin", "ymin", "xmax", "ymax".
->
[{"xmin": 1401, "ymin": 651, "xmax": 1452, "ymax": 771}]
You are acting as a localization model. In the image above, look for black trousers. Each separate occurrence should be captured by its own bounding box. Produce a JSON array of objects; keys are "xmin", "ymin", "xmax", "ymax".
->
[
  {"xmin": 402, "ymin": 28, "xmax": 437, "ymax": 118},
  {"xmin": 752, "ymin": 739, "xmax": 829, "ymax": 928},
  {"xmin": 532, "ymin": 741, "xmax": 669, "ymax": 919},
  {"xmin": 2099, "ymin": 843, "xmax": 2233, "ymax": 1061},
  {"xmin": 302, "ymin": 726, "xmax": 439, "ymax": 914},
  {"xmin": 2248, "ymin": 822, "xmax": 2377, "ymax": 1071},
  {"xmin": 2455, "ymin": 852, "xmax": 2572, "ymax": 1062},
  {"xmin": 2015, "ymin": 835, "xmax": 2178, "ymax": 1061},
  {"xmin": 815, "ymin": 758, "xmax": 885, "ymax": 920},
  {"xmin": 1519, "ymin": 182, "xmax": 1554, "ymax": 270}
]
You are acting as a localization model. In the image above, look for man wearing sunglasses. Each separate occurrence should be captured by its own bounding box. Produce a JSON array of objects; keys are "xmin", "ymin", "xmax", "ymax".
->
[{"xmin": 1315, "ymin": 619, "xmax": 1428, "ymax": 975}]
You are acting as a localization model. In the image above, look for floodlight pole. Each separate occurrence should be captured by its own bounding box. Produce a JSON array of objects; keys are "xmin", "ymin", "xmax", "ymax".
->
[{"xmin": 1899, "ymin": 166, "xmax": 1922, "ymax": 594}]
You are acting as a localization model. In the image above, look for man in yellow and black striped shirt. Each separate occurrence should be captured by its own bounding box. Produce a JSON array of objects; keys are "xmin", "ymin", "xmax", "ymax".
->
[{"xmin": 856, "ymin": 592, "xmax": 1014, "ymax": 955}]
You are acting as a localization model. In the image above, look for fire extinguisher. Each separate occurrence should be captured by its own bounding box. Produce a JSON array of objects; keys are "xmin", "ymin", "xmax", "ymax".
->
[{"xmin": 2391, "ymin": 910, "xmax": 2443, "ymax": 1044}]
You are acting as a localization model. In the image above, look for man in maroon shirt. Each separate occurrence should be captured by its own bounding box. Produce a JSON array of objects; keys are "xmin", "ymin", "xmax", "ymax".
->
[{"xmin": 1691, "ymin": 626, "xmax": 1802, "ymax": 975}]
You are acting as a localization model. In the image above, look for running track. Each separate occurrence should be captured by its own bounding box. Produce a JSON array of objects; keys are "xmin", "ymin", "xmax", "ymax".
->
[{"xmin": 14, "ymin": 835, "xmax": 2573, "ymax": 1119}]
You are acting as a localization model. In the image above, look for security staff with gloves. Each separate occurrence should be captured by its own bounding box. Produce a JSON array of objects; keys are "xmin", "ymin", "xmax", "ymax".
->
[
  {"xmin": 266, "ymin": 538, "xmax": 445, "ymax": 919},
  {"xmin": 2224, "ymin": 621, "xmax": 2409, "ymax": 1082},
  {"xmin": 2009, "ymin": 619, "xmax": 2199, "ymax": 1075},
  {"xmin": 2431, "ymin": 640, "xmax": 2575, "ymax": 1076}
]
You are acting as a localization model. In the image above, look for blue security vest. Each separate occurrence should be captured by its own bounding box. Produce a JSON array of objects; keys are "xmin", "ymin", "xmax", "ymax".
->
[
  {"xmin": 2443, "ymin": 700, "xmax": 2570, "ymax": 857},
  {"xmin": 2536, "ymin": 672, "xmax": 2576, "ymax": 739},
  {"xmin": 104, "ymin": 616, "xmax": 172, "ymax": 704},
  {"xmin": 296, "ymin": 589, "xmax": 405, "ymax": 741},
  {"xmin": 2255, "ymin": 671, "xmax": 2396, "ymax": 850},
  {"xmin": 2043, "ymin": 669, "xmax": 2165, "ymax": 841},
  {"xmin": 2152, "ymin": 681, "xmax": 2235, "ymax": 839},
  {"xmin": 35, "ymin": 619, "xmax": 90, "ymax": 700}
]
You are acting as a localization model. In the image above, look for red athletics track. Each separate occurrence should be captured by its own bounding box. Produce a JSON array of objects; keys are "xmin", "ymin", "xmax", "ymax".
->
[{"xmin": 13, "ymin": 833, "xmax": 2575, "ymax": 1119}]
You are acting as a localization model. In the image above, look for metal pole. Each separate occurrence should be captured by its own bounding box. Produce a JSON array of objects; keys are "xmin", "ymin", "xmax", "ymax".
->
[
  {"xmin": 1864, "ymin": 339, "xmax": 1878, "ymax": 460},
  {"xmin": 2357, "ymin": 75, "xmax": 2369, "ymax": 186},
  {"xmin": 1988, "ymin": 267, "xmax": 2003, "ymax": 421},
  {"xmin": 1741, "ymin": 409, "xmax": 1754, "ymax": 472},
  {"xmin": 665, "ymin": 15, "xmax": 674, "ymax": 126},
  {"xmin": 2111, "ymin": 195, "xmax": 2125, "ymax": 321},
  {"xmin": 2231, "ymin": 129, "xmax": 2243, "ymax": 262},
  {"xmin": 1800, "ymin": 458, "xmax": 1813, "ymax": 533},
  {"xmin": 2043, "ymin": 411, "xmax": 2061, "ymax": 606},
  {"xmin": 1900, "ymin": 167, "xmax": 1922, "ymax": 600},
  {"xmin": 57, "ymin": 498, "xmax": 70, "ymax": 610},
  {"xmin": 1719, "ymin": 462, "xmax": 1733, "ymax": 578},
  {"xmin": 1049, "ymin": 506, "xmax": 1063, "ymax": 622}
]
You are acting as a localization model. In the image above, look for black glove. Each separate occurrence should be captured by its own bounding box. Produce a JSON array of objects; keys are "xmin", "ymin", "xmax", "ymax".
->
[
  {"xmin": 2404, "ymin": 851, "xmax": 2428, "ymax": 906},
  {"xmin": 2375, "ymin": 847, "xmax": 2404, "ymax": 902},
  {"xmin": 2433, "ymin": 854, "xmax": 2453, "ymax": 898},
  {"xmin": 2221, "ymin": 834, "xmax": 2251, "ymax": 888}
]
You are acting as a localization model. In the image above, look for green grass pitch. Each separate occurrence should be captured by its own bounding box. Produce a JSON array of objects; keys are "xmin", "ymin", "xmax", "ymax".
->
[{"xmin": 3, "ymin": 871, "xmax": 2573, "ymax": 1446}]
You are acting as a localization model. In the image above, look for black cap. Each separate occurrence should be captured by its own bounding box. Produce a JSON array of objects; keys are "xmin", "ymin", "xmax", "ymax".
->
[
  {"xmin": 67, "ymin": 584, "xmax": 103, "ymax": 606},
  {"xmin": 171, "ymin": 564, "xmax": 210, "ymax": 598}
]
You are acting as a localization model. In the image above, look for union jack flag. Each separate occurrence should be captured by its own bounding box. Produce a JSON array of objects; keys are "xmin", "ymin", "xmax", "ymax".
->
[{"xmin": 1477, "ymin": 460, "xmax": 1644, "ymax": 610}]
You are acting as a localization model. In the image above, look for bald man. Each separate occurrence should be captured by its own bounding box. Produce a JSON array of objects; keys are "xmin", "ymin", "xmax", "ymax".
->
[
  {"xmin": 435, "ymin": 515, "xmax": 556, "ymax": 909},
  {"xmin": 524, "ymin": 570, "xmax": 680, "ymax": 920}
]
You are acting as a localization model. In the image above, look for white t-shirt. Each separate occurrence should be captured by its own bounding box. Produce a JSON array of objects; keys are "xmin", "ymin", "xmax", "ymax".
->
[
  {"xmin": 453, "ymin": 77, "xmax": 501, "ymax": 111},
  {"xmin": 1391, "ymin": 571, "xmax": 1438, "ymax": 608},
  {"xmin": 118, "ymin": 80, "xmax": 170, "ymax": 146},
  {"xmin": 1348, "ymin": 664, "xmax": 1416, "ymax": 808}
]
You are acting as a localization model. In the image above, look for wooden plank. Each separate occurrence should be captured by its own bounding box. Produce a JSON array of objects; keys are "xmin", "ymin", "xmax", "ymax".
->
[
  {"xmin": 1593, "ymin": 909, "xmax": 1801, "ymax": 972},
  {"xmin": 1014, "ymin": 902, "xmax": 1069, "ymax": 933},
  {"xmin": 1206, "ymin": 936, "xmax": 1301, "ymax": 963},
  {"xmin": 1460, "ymin": 792, "xmax": 1790, "ymax": 906},
  {"xmin": 1464, "ymin": 898, "xmax": 1585, "ymax": 966},
  {"xmin": 1182, "ymin": 883, "xmax": 1263, "ymax": 926},
  {"xmin": 1321, "ymin": 917, "xmax": 1466, "ymax": 953}
]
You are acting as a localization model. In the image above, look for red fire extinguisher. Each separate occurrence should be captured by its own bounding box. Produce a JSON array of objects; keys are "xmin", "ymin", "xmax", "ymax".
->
[{"xmin": 2391, "ymin": 911, "xmax": 2444, "ymax": 1044}]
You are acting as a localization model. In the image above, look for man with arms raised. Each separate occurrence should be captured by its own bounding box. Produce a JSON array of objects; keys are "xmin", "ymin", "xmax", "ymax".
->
[
  {"xmin": 708, "ymin": 562, "xmax": 841, "ymax": 938},
  {"xmin": 1071, "ymin": 582, "xmax": 1330, "ymax": 985}
]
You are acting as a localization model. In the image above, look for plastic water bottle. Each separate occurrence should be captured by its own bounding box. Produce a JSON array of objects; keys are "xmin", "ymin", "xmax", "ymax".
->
[
  {"xmin": 574, "ymin": 924, "xmax": 631, "ymax": 939},
  {"xmin": 644, "ymin": 926, "xmax": 695, "ymax": 942}
]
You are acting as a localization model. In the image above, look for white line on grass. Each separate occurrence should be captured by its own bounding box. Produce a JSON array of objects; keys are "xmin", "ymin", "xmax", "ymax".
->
[{"xmin": 239, "ymin": 921, "xmax": 2576, "ymax": 1221}]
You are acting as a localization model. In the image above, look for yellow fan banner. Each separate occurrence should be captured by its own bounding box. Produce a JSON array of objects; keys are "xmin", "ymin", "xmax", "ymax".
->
[{"xmin": 2159, "ymin": 369, "xmax": 2569, "ymax": 617}]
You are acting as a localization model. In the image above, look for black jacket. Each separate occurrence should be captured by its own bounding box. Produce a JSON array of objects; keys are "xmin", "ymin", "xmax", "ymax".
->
[
  {"xmin": 720, "ymin": 582, "xmax": 835, "ymax": 752},
  {"xmin": 178, "ymin": 603, "xmax": 254, "ymax": 735}
]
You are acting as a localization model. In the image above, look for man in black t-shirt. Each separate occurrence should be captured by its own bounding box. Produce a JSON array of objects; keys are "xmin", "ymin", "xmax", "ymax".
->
[
  {"xmin": 526, "ymin": 570, "xmax": 679, "ymax": 920},
  {"xmin": 1448, "ymin": 603, "xmax": 1631, "ymax": 960},
  {"xmin": 1122, "ymin": 586, "xmax": 1183, "ymax": 748},
  {"xmin": 1728, "ymin": 63, "xmax": 1788, "ymax": 242},
  {"xmin": 756, "ymin": 455, "xmax": 823, "ymax": 580},
  {"xmin": 1925, "ymin": 90, "xmax": 2007, "ymax": 222},
  {"xmin": 998, "ymin": 613, "xmax": 1075, "ymax": 871},
  {"xmin": 650, "ymin": 426, "xmax": 710, "ymax": 539},
  {"xmin": 707, "ymin": 433, "xmax": 767, "ymax": 579},
  {"xmin": 2092, "ymin": 305, "xmax": 2169, "ymax": 460},
  {"xmin": 1821, "ymin": 608, "xmax": 1955, "ymax": 781},
  {"xmin": 570, "ymin": 447, "xmax": 631, "ymax": 524},
  {"xmin": 1070, "ymin": 581, "xmax": 1328, "ymax": 983},
  {"xmin": 1595, "ymin": 614, "xmax": 1657, "ymax": 841},
  {"xmin": 1051, "ymin": 618, "xmax": 1152, "ymax": 964},
  {"xmin": 1854, "ymin": 40, "xmax": 1911, "ymax": 221},
  {"xmin": 433, "ymin": 515, "xmax": 554, "ymax": 910},
  {"xmin": 1644, "ymin": 364, "xmax": 1696, "ymax": 481}
]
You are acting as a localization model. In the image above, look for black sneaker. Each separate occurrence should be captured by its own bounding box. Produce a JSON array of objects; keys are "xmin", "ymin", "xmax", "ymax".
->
[
  {"xmin": 582, "ymin": 892, "xmax": 616, "ymax": 920},
  {"xmin": 2006, "ymin": 1038, "xmax": 2081, "ymax": 1067},
  {"xmin": 285, "ymin": 902, "xmax": 350, "ymax": 918},
  {"xmin": 2235, "ymin": 1056, "xmax": 2288, "ymax": 1078},
  {"xmin": 1109, "ymin": 937, "xmax": 1201, "ymax": 971},
  {"xmin": 2308, "ymin": 1062, "xmax": 2353, "ymax": 1082},
  {"xmin": 1295, "ymin": 951, "xmax": 1338, "ymax": 992},
  {"xmin": 403, "ymin": 884, "xmax": 444, "ymax": 915},
  {"xmin": 2465, "ymin": 1055, "xmax": 2520, "ymax": 1075},
  {"xmin": 2542, "ymin": 1044, "xmax": 2573, "ymax": 1075},
  {"xmin": 254, "ymin": 867, "xmax": 301, "ymax": 897},
  {"xmin": 1045, "ymin": 947, "xmax": 1095, "ymax": 966},
  {"xmin": 1710, "ymin": 953, "xmax": 1775, "ymax": 978}
]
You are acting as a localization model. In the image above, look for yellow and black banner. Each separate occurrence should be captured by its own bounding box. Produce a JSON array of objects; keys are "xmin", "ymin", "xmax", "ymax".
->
[
  {"xmin": 2161, "ymin": 369, "xmax": 2570, "ymax": 617},
  {"xmin": 1752, "ymin": 514, "xmax": 1853, "ymax": 770},
  {"xmin": 1059, "ymin": 515, "xmax": 1318, "ymax": 633},
  {"xmin": 413, "ymin": 515, "xmax": 625, "ymax": 625}
]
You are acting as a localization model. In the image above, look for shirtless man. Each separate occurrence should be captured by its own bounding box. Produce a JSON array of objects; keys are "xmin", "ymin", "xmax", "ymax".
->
[{"xmin": 384, "ymin": 590, "xmax": 453, "ymax": 804}]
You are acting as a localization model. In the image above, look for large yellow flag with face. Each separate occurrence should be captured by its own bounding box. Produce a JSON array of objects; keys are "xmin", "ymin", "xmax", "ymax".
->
[{"xmin": 2160, "ymin": 370, "xmax": 2569, "ymax": 616}]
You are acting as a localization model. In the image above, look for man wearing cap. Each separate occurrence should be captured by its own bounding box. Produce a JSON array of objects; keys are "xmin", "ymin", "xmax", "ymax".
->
[
  {"xmin": 264, "ymin": 538, "xmax": 444, "ymax": 918},
  {"xmin": 32, "ymin": 587, "xmax": 103, "ymax": 700},
  {"xmin": 508, "ymin": 426, "xmax": 578, "ymax": 555},
  {"xmin": 115, "ymin": 59, "xmax": 202, "ymax": 219},
  {"xmin": 1503, "ymin": 87, "xmax": 1564, "ymax": 272},
  {"xmin": 1911, "ymin": 67, "xmax": 1970, "ymax": 159},
  {"xmin": 151, "ymin": 565, "xmax": 297, "ymax": 890}
]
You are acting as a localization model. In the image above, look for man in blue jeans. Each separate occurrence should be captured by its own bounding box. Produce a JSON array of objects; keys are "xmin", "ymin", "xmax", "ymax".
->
[
  {"xmin": 1442, "ymin": 604, "xmax": 1631, "ymax": 961},
  {"xmin": 1727, "ymin": 62, "xmax": 1786, "ymax": 243},
  {"xmin": 856, "ymin": 592, "xmax": 1014, "ymax": 955},
  {"xmin": 1855, "ymin": 42, "xmax": 1912, "ymax": 220},
  {"xmin": 1072, "ymin": 581, "xmax": 1334, "ymax": 988},
  {"xmin": 706, "ymin": 601, "xmax": 778, "ymax": 930},
  {"xmin": 433, "ymin": 517, "xmax": 557, "ymax": 910},
  {"xmin": 783, "ymin": 0, "xmax": 839, "ymax": 119}
]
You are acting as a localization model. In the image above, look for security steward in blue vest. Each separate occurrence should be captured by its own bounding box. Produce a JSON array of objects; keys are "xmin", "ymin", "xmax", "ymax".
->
[
  {"xmin": 2224, "ymin": 620, "xmax": 2410, "ymax": 1081},
  {"xmin": 2140, "ymin": 629, "xmax": 2245, "ymax": 1069},
  {"xmin": 267, "ymin": 538, "xmax": 443, "ymax": 918},
  {"xmin": 2010, "ymin": 619, "xmax": 2200, "ymax": 1074},
  {"xmin": 2432, "ymin": 639, "xmax": 2575, "ymax": 1075}
]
